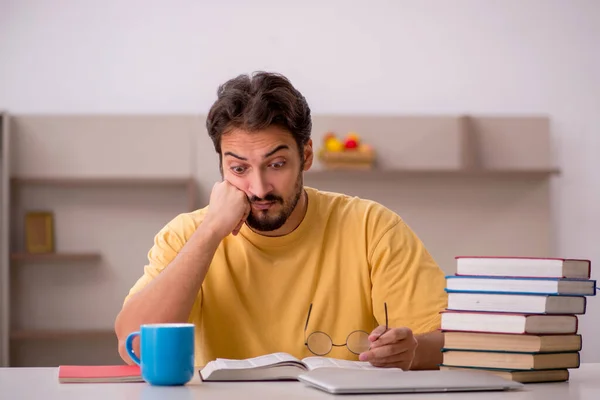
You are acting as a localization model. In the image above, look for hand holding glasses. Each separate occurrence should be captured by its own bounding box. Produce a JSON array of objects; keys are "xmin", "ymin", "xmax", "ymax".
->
[{"xmin": 304, "ymin": 303, "xmax": 388, "ymax": 357}]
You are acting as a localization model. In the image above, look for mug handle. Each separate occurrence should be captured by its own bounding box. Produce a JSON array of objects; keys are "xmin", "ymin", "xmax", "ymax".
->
[{"xmin": 125, "ymin": 331, "xmax": 141, "ymax": 365}]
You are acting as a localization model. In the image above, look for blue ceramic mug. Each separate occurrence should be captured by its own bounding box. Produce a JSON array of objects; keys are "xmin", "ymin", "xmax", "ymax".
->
[{"xmin": 125, "ymin": 323, "xmax": 195, "ymax": 386}]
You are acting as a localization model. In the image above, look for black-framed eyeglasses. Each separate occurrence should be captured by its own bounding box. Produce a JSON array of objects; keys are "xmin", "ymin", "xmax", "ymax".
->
[{"xmin": 303, "ymin": 303, "xmax": 388, "ymax": 356}]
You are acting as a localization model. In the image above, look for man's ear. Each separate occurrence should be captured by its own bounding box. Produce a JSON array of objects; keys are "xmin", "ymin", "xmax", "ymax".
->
[{"xmin": 303, "ymin": 139, "xmax": 314, "ymax": 171}]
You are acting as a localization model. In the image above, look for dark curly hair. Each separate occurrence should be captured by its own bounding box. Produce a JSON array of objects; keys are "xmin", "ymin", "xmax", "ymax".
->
[{"xmin": 206, "ymin": 71, "xmax": 312, "ymax": 161}]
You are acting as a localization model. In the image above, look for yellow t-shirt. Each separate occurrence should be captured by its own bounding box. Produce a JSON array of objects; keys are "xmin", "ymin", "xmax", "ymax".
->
[{"xmin": 124, "ymin": 186, "xmax": 448, "ymax": 367}]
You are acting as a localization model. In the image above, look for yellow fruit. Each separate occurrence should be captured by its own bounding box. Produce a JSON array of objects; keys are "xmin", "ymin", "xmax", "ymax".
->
[{"xmin": 325, "ymin": 137, "xmax": 344, "ymax": 152}]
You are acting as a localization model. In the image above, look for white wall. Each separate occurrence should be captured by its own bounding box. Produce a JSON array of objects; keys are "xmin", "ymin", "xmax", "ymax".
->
[{"xmin": 2, "ymin": 0, "xmax": 600, "ymax": 361}]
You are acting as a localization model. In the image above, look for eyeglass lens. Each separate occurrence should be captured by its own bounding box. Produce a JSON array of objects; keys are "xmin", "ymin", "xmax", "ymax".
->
[{"xmin": 306, "ymin": 330, "xmax": 370, "ymax": 356}]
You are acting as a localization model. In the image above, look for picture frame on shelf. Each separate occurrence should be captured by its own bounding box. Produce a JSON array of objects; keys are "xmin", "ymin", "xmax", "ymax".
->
[{"xmin": 25, "ymin": 211, "xmax": 55, "ymax": 254}]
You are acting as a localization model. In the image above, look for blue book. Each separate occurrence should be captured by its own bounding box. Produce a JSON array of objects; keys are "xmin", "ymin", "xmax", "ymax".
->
[{"xmin": 445, "ymin": 275, "xmax": 596, "ymax": 296}]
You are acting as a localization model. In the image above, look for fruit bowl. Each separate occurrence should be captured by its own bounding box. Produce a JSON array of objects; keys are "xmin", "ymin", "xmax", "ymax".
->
[{"xmin": 317, "ymin": 132, "xmax": 376, "ymax": 170}]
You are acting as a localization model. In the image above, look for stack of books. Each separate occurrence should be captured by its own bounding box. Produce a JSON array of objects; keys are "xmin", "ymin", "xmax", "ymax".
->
[{"xmin": 439, "ymin": 256, "xmax": 596, "ymax": 383}]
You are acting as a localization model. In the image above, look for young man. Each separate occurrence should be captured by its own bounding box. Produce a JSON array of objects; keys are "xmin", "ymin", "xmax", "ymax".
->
[{"xmin": 115, "ymin": 72, "xmax": 448, "ymax": 370}]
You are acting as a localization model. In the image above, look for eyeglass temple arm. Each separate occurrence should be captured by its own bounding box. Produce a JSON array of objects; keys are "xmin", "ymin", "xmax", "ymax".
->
[
  {"xmin": 304, "ymin": 304, "xmax": 313, "ymax": 335},
  {"xmin": 384, "ymin": 302, "xmax": 388, "ymax": 331}
]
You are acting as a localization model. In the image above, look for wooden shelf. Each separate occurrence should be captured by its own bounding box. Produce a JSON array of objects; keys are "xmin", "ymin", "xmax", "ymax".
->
[
  {"xmin": 10, "ymin": 176, "xmax": 198, "ymax": 212},
  {"xmin": 11, "ymin": 176, "xmax": 194, "ymax": 187},
  {"xmin": 10, "ymin": 329, "xmax": 115, "ymax": 340},
  {"xmin": 306, "ymin": 168, "xmax": 561, "ymax": 178},
  {"xmin": 10, "ymin": 252, "xmax": 101, "ymax": 263}
]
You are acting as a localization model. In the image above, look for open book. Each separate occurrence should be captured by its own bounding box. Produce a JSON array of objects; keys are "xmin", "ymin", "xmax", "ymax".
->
[{"xmin": 199, "ymin": 352, "xmax": 394, "ymax": 381}]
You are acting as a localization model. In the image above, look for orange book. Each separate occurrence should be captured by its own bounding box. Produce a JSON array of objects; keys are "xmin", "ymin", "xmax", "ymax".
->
[{"xmin": 58, "ymin": 365, "xmax": 143, "ymax": 383}]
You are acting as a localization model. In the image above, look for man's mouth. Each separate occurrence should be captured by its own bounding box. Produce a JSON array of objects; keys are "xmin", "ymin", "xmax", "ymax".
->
[{"xmin": 252, "ymin": 201, "xmax": 276, "ymax": 211}]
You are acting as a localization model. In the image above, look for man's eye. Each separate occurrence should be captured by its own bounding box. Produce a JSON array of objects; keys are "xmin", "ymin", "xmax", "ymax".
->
[
  {"xmin": 231, "ymin": 166, "xmax": 247, "ymax": 174},
  {"xmin": 270, "ymin": 161, "xmax": 285, "ymax": 169}
]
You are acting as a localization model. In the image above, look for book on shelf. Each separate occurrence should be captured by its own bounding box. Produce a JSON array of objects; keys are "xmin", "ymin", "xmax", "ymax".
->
[
  {"xmin": 445, "ymin": 275, "xmax": 596, "ymax": 296},
  {"xmin": 441, "ymin": 350, "xmax": 580, "ymax": 370},
  {"xmin": 446, "ymin": 292, "xmax": 586, "ymax": 314},
  {"xmin": 440, "ymin": 311, "xmax": 578, "ymax": 334},
  {"xmin": 455, "ymin": 256, "xmax": 591, "ymax": 279},
  {"xmin": 443, "ymin": 331, "xmax": 582, "ymax": 353},
  {"xmin": 199, "ymin": 352, "xmax": 394, "ymax": 382},
  {"xmin": 58, "ymin": 365, "xmax": 143, "ymax": 383},
  {"xmin": 439, "ymin": 365, "xmax": 569, "ymax": 383}
]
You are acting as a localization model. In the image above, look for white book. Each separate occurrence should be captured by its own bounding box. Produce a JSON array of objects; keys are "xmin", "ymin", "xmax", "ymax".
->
[
  {"xmin": 447, "ymin": 292, "xmax": 586, "ymax": 314},
  {"xmin": 199, "ymin": 352, "xmax": 396, "ymax": 381},
  {"xmin": 441, "ymin": 311, "xmax": 578, "ymax": 334},
  {"xmin": 455, "ymin": 257, "xmax": 591, "ymax": 279}
]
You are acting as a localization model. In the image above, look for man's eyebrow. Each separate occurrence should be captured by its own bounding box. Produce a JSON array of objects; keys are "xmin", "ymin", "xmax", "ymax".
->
[
  {"xmin": 223, "ymin": 145, "xmax": 289, "ymax": 161},
  {"xmin": 223, "ymin": 152, "xmax": 247, "ymax": 161},
  {"xmin": 264, "ymin": 145, "xmax": 289, "ymax": 158}
]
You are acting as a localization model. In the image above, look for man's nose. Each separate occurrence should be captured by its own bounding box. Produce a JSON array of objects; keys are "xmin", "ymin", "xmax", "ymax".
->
[{"xmin": 248, "ymin": 171, "xmax": 271, "ymax": 200}]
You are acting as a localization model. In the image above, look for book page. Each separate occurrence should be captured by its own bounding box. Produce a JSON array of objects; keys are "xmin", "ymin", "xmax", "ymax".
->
[
  {"xmin": 302, "ymin": 356, "xmax": 394, "ymax": 371},
  {"xmin": 214, "ymin": 352, "xmax": 302, "ymax": 370}
]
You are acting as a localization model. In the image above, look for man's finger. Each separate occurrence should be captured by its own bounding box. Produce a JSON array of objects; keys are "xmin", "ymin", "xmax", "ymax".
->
[
  {"xmin": 368, "ymin": 325, "xmax": 388, "ymax": 342},
  {"xmin": 370, "ymin": 353, "xmax": 414, "ymax": 370},
  {"xmin": 372, "ymin": 350, "xmax": 415, "ymax": 367},
  {"xmin": 370, "ymin": 328, "xmax": 410, "ymax": 348},
  {"xmin": 360, "ymin": 342, "xmax": 409, "ymax": 361},
  {"xmin": 232, "ymin": 220, "xmax": 244, "ymax": 236},
  {"xmin": 232, "ymin": 205, "xmax": 250, "ymax": 236}
]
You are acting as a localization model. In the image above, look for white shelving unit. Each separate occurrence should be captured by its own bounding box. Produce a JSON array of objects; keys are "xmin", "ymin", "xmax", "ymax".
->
[
  {"xmin": 7, "ymin": 176, "xmax": 196, "ymax": 366},
  {"xmin": 3, "ymin": 113, "xmax": 560, "ymax": 367},
  {"xmin": 6, "ymin": 114, "xmax": 200, "ymax": 366},
  {"xmin": 0, "ymin": 112, "xmax": 10, "ymax": 367}
]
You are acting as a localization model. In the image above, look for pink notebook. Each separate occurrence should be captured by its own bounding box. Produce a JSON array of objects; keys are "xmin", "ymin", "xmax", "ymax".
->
[{"xmin": 58, "ymin": 365, "xmax": 143, "ymax": 383}]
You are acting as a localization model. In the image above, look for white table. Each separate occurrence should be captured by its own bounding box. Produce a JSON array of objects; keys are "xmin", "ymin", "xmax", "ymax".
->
[{"xmin": 1, "ymin": 364, "xmax": 599, "ymax": 399}]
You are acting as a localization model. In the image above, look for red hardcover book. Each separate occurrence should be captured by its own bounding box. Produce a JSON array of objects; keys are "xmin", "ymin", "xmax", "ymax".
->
[{"xmin": 58, "ymin": 365, "xmax": 143, "ymax": 383}]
